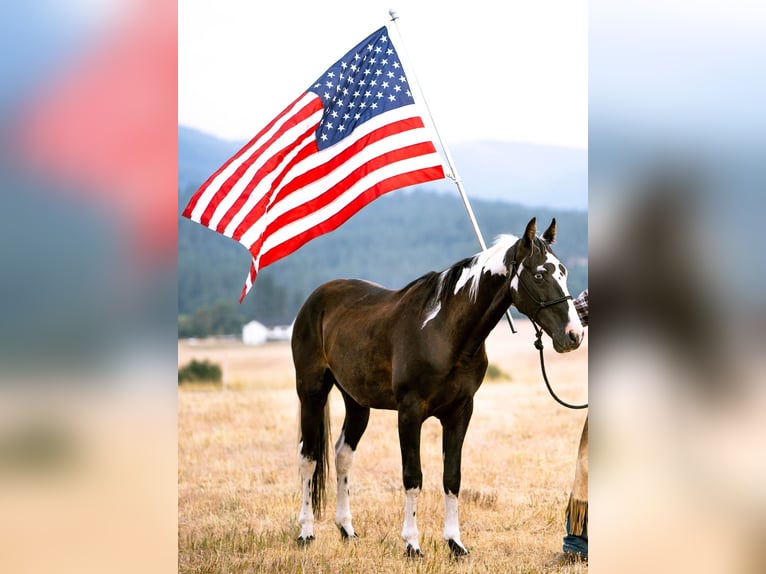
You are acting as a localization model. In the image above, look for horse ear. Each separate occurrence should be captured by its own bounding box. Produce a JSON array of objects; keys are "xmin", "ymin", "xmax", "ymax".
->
[
  {"xmin": 523, "ymin": 217, "xmax": 537, "ymax": 246},
  {"xmin": 542, "ymin": 218, "xmax": 557, "ymax": 244}
]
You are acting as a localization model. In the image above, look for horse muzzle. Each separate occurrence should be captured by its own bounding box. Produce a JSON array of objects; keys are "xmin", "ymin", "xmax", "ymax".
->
[{"xmin": 552, "ymin": 325, "xmax": 584, "ymax": 353}]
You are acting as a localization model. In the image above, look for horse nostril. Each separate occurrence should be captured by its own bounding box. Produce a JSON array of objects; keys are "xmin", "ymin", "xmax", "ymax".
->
[{"xmin": 569, "ymin": 331, "xmax": 580, "ymax": 345}]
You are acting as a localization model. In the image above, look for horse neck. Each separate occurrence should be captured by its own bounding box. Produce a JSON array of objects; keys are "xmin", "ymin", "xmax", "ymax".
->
[{"xmin": 443, "ymin": 271, "xmax": 512, "ymax": 356}]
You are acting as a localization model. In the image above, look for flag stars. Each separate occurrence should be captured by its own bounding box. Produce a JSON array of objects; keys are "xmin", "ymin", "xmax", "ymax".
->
[{"xmin": 310, "ymin": 29, "xmax": 415, "ymax": 148}]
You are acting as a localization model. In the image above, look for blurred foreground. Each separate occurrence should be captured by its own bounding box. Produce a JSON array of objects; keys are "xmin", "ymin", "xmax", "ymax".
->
[{"xmin": 590, "ymin": 2, "xmax": 766, "ymax": 571}]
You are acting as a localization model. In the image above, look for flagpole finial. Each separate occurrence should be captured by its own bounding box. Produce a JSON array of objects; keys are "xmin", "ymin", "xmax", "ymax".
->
[{"xmin": 388, "ymin": 8, "xmax": 399, "ymax": 21}]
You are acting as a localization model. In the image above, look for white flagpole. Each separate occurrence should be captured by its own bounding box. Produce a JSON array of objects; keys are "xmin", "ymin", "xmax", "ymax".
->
[{"xmin": 388, "ymin": 9, "xmax": 517, "ymax": 333}]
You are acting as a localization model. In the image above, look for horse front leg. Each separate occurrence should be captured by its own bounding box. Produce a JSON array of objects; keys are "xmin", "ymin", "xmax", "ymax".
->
[
  {"xmin": 397, "ymin": 401, "xmax": 425, "ymax": 558},
  {"xmin": 440, "ymin": 397, "xmax": 474, "ymax": 557}
]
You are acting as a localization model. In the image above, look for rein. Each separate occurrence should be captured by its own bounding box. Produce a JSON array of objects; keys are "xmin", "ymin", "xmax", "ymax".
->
[{"xmin": 510, "ymin": 260, "xmax": 588, "ymax": 410}]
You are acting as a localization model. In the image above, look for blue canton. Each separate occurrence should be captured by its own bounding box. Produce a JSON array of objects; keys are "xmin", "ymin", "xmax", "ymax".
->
[{"xmin": 308, "ymin": 27, "xmax": 414, "ymax": 150}]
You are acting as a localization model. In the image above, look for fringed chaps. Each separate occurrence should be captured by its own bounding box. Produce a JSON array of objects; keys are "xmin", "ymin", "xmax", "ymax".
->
[{"xmin": 566, "ymin": 416, "xmax": 588, "ymax": 536}]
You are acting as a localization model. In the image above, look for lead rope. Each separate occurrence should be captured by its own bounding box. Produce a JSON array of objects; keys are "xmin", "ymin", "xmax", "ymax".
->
[{"xmin": 531, "ymin": 319, "xmax": 588, "ymax": 410}]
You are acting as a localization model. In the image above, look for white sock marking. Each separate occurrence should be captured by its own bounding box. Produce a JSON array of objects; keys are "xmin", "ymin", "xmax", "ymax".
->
[
  {"xmin": 443, "ymin": 491, "xmax": 465, "ymax": 548},
  {"xmin": 298, "ymin": 450, "xmax": 316, "ymax": 539},
  {"xmin": 334, "ymin": 432, "xmax": 356, "ymax": 536},
  {"xmin": 401, "ymin": 487, "xmax": 421, "ymax": 550}
]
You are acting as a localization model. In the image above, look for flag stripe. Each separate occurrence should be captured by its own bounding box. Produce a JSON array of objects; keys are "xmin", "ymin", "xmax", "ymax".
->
[
  {"xmin": 230, "ymin": 113, "xmax": 430, "ymax": 244},
  {"xmin": 215, "ymin": 122, "xmax": 317, "ymax": 236},
  {"xmin": 237, "ymin": 113, "xmax": 438, "ymax": 249},
  {"xmin": 258, "ymin": 153, "xmax": 442, "ymax": 261},
  {"xmin": 256, "ymin": 141, "xmax": 439, "ymax": 250},
  {"xmin": 204, "ymin": 97, "xmax": 323, "ymax": 229},
  {"xmin": 259, "ymin": 164, "xmax": 445, "ymax": 270},
  {"xmin": 181, "ymin": 93, "xmax": 307, "ymax": 221},
  {"xmin": 184, "ymin": 93, "xmax": 319, "ymax": 224}
]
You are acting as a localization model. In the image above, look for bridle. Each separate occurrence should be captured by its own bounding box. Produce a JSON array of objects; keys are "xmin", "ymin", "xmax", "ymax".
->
[{"xmin": 510, "ymin": 258, "xmax": 588, "ymax": 410}]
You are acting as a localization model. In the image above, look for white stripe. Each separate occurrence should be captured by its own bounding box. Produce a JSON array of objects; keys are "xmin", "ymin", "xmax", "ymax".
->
[
  {"xmin": 221, "ymin": 131, "xmax": 317, "ymax": 238},
  {"xmin": 236, "ymin": 111, "xmax": 439, "ymax": 248},
  {"xmin": 211, "ymin": 106, "xmax": 322, "ymax": 231},
  {"xmin": 240, "ymin": 129, "xmax": 439, "ymax": 249},
  {"xmin": 189, "ymin": 92, "xmax": 317, "ymax": 222},
  {"xmin": 275, "ymin": 122, "xmax": 437, "ymax": 217},
  {"xmin": 277, "ymin": 103, "xmax": 435, "ymax": 183},
  {"xmin": 255, "ymin": 153, "xmax": 441, "ymax": 260}
]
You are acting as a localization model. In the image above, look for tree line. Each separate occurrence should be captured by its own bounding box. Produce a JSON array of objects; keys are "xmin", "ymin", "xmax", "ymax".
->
[{"xmin": 178, "ymin": 188, "xmax": 588, "ymax": 338}]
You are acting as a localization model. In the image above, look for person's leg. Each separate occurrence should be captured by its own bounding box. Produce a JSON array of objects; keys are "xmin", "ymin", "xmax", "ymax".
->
[{"xmin": 562, "ymin": 514, "xmax": 588, "ymax": 558}]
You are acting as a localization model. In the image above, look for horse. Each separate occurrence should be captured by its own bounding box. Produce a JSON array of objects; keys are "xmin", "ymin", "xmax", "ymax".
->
[{"xmin": 291, "ymin": 217, "xmax": 584, "ymax": 558}]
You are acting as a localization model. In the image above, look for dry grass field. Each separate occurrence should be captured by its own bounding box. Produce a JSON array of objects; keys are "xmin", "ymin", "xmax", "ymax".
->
[{"xmin": 178, "ymin": 319, "xmax": 587, "ymax": 573}]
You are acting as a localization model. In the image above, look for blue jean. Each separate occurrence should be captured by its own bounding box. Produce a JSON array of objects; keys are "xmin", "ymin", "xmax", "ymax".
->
[{"xmin": 562, "ymin": 515, "xmax": 588, "ymax": 557}]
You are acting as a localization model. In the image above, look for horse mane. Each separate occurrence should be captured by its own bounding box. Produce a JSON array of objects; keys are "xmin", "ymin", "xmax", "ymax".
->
[{"xmin": 412, "ymin": 235, "xmax": 521, "ymax": 327}]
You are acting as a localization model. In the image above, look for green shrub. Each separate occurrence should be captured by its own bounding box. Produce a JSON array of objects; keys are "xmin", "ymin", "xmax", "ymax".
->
[
  {"xmin": 485, "ymin": 363, "xmax": 511, "ymax": 382},
  {"xmin": 178, "ymin": 359, "xmax": 222, "ymax": 385}
]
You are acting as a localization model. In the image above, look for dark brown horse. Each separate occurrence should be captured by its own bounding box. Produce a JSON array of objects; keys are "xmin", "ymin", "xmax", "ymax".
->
[{"xmin": 291, "ymin": 218, "xmax": 583, "ymax": 558}]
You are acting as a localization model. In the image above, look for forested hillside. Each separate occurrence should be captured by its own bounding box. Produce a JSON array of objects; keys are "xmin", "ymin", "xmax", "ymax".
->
[{"xmin": 178, "ymin": 187, "xmax": 587, "ymax": 337}]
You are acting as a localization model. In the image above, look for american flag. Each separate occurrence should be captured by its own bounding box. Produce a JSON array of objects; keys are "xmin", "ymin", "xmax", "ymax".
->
[{"xmin": 182, "ymin": 26, "xmax": 446, "ymax": 301}]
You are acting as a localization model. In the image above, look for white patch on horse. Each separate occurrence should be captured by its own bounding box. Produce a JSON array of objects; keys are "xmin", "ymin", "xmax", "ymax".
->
[
  {"xmin": 401, "ymin": 487, "xmax": 421, "ymax": 551},
  {"xmin": 334, "ymin": 431, "xmax": 356, "ymax": 536},
  {"xmin": 510, "ymin": 259, "xmax": 524, "ymax": 293},
  {"xmin": 453, "ymin": 235, "xmax": 517, "ymax": 300},
  {"xmin": 443, "ymin": 491, "xmax": 466, "ymax": 550},
  {"xmin": 421, "ymin": 269, "xmax": 448, "ymax": 329},
  {"xmin": 545, "ymin": 251, "xmax": 585, "ymax": 338},
  {"xmin": 298, "ymin": 449, "xmax": 317, "ymax": 539}
]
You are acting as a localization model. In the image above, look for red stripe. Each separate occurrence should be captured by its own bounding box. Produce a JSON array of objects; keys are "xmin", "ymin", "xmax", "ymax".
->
[
  {"xmin": 247, "ymin": 141, "xmax": 438, "ymax": 259},
  {"xmin": 232, "ymin": 116, "xmax": 429, "ymax": 246},
  {"xmin": 239, "ymin": 260, "xmax": 257, "ymax": 303},
  {"xmin": 196, "ymin": 95, "xmax": 322, "ymax": 227},
  {"xmin": 276, "ymin": 117, "xmax": 427, "ymax": 203},
  {"xmin": 270, "ymin": 141, "xmax": 438, "ymax": 235},
  {"xmin": 255, "ymin": 165, "xmax": 445, "ymax": 269},
  {"xmin": 181, "ymin": 93, "xmax": 309, "ymax": 220},
  {"xmin": 214, "ymin": 122, "xmax": 317, "ymax": 234},
  {"xmin": 230, "ymin": 137, "xmax": 318, "ymax": 241}
]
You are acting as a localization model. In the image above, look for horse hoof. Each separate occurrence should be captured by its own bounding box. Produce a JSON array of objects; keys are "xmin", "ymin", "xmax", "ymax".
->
[
  {"xmin": 296, "ymin": 535, "xmax": 314, "ymax": 547},
  {"xmin": 405, "ymin": 544, "xmax": 424, "ymax": 559},
  {"xmin": 338, "ymin": 526, "xmax": 358, "ymax": 541},
  {"xmin": 447, "ymin": 539, "xmax": 470, "ymax": 558}
]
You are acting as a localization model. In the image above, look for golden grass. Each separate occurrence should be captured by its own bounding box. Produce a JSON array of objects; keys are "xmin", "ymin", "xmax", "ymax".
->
[{"xmin": 179, "ymin": 320, "xmax": 588, "ymax": 573}]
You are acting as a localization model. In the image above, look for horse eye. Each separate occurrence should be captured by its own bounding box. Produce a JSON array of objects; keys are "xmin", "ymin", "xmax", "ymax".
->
[{"xmin": 534, "ymin": 273, "xmax": 544, "ymax": 281}]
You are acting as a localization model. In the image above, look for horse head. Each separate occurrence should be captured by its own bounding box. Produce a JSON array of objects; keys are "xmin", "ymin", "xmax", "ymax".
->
[{"xmin": 510, "ymin": 218, "xmax": 584, "ymax": 353}]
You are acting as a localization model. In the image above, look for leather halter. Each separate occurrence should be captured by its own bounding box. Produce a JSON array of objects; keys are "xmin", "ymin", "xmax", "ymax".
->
[{"xmin": 510, "ymin": 258, "xmax": 588, "ymax": 410}]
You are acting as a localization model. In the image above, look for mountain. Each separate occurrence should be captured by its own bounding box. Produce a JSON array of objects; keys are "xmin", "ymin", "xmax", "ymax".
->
[{"xmin": 178, "ymin": 126, "xmax": 587, "ymax": 210}]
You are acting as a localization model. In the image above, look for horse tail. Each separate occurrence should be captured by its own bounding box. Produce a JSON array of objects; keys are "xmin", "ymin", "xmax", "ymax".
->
[{"xmin": 310, "ymin": 398, "xmax": 332, "ymax": 517}]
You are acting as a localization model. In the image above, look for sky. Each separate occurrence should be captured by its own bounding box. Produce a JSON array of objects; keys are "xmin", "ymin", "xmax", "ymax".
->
[{"xmin": 178, "ymin": 0, "xmax": 588, "ymax": 150}]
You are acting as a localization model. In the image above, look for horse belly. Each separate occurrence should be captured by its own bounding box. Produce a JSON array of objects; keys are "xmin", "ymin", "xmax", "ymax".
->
[{"xmin": 327, "ymin": 357, "xmax": 397, "ymax": 410}]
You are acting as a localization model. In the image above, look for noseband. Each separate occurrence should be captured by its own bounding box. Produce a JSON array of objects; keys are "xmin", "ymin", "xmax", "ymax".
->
[{"xmin": 510, "ymin": 258, "xmax": 588, "ymax": 410}]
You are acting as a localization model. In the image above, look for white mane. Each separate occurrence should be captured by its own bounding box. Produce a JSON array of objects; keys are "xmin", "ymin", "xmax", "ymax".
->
[{"xmin": 452, "ymin": 234, "xmax": 518, "ymax": 301}]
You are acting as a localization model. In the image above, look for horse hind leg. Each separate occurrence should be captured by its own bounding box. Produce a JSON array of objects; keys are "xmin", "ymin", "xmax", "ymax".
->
[
  {"xmin": 334, "ymin": 391, "xmax": 370, "ymax": 540},
  {"xmin": 296, "ymin": 368, "xmax": 333, "ymax": 545}
]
